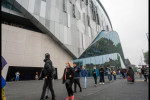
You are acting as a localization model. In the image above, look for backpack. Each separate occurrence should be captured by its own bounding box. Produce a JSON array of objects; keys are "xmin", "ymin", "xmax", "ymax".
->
[{"xmin": 51, "ymin": 66, "xmax": 56, "ymax": 77}]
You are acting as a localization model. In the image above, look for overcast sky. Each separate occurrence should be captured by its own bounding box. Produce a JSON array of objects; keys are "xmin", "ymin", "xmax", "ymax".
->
[{"xmin": 99, "ymin": 0, "xmax": 148, "ymax": 66}]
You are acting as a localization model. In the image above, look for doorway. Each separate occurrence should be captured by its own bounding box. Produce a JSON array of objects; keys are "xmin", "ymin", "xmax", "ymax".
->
[{"xmin": 6, "ymin": 66, "xmax": 58, "ymax": 81}]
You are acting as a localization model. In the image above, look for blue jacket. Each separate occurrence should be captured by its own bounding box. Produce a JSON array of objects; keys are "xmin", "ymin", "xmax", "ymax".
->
[
  {"xmin": 74, "ymin": 66, "xmax": 81, "ymax": 78},
  {"xmin": 91, "ymin": 69, "xmax": 99, "ymax": 77},
  {"xmin": 81, "ymin": 69, "xmax": 88, "ymax": 77}
]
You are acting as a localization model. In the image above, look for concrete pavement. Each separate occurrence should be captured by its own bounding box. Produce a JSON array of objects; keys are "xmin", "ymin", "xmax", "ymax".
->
[{"xmin": 5, "ymin": 75, "xmax": 148, "ymax": 100}]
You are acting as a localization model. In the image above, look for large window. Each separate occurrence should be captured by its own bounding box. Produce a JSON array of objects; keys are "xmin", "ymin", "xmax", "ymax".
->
[
  {"xmin": 86, "ymin": 0, "xmax": 88, "ymax": 5},
  {"xmin": 87, "ymin": 15, "xmax": 90, "ymax": 26},
  {"xmin": 75, "ymin": 31, "xmax": 125, "ymax": 75},
  {"xmin": 72, "ymin": 4, "xmax": 76, "ymax": 18},
  {"xmin": 63, "ymin": 0, "xmax": 67, "ymax": 13},
  {"xmin": 2, "ymin": 0, "xmax": 20, "ymax": 12},
  {"xmin": 40, "ymin": 0, "xmax": 46, "ymax": 18}
]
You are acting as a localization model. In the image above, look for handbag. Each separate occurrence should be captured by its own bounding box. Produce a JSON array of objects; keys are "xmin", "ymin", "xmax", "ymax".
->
[{"xmin": 64, "ymin": 68, "xmax": 70, "ymax": 84}]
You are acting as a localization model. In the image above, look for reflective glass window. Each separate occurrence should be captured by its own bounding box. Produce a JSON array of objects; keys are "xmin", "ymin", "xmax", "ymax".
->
[{"xmin": 63, "ymin": 0, "xmax": 67, "ymax": 12}]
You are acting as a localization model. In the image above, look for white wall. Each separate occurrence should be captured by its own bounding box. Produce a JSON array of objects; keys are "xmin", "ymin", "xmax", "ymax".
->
[{"xmin": 2, "ymin": 24, "xmax": 73, "ymax": 79}]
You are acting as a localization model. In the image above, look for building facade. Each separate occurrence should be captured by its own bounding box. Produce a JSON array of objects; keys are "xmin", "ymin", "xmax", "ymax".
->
[{"xmin": 2, "ymin": 0, "xmax": 125, "ymax": 80}]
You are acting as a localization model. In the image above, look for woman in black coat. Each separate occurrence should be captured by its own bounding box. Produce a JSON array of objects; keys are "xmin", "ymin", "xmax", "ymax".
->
[{"xmin": 63, "ymin": 62, "xmax": 74, "ymax": 100}]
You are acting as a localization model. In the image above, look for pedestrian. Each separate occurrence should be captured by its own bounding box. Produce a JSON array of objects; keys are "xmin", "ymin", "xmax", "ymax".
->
[
  {"xmin": 112, "ymin": 70, "xmax": 117, "ymax": 80},
  {"xmin": 15, "ymin": 71, "xmax": 20, "ymax": 81},
  {"xmin": 136, "ymin": 69, "xmax": 139, "ymax": 74},
  {"xmin": 40, "ymin": 53, "xmax": 55, "ymax": 100},
  {"xmin": 124, "ymin": 69, "xmax": 127, "ymax": 78},
  {"xmin": 91, "ymin": 66, "xmax": 99, "ymax": 86},
  {"xmin": 107, "ymin": 68, "xmax": 112, "ymax": 81},
  {"xmin": 81, "ymin": 66, "xmax": 88, "ymax": 89},
  {"xmin": 62, "ymin": 62, "xmax": 74, "ymax": 100},
  {"xmin": 35, "ymin": 72, "xmax": 39, "ymax": 80},
  {"xmin": 73, "ymin": 63, "xmax": 82, "ymax": 93},
  {"xmin": 99, "ymin": 66, "xmax": 105, "ymax": 84},
  {"xmin": 141, "ymin": 66, "xmax": 148, "ymax": 81},
  {"xmin": 127, "ymin": 67, "xmax": 134, "ymax": 82},
  {"xmin": 138, "ymin": 68, "xmax": 142, "ymax": 78},
  {"xmin": 121, "ymin": 69, "xmax": 125, "ymax": 79},
  {"xmin": 118, "ymin": 69, "xmax": 122, "ymax": 78},
  {"xmin": 39, "ymin": 68, "xmax": 55, "ymax": 99}
]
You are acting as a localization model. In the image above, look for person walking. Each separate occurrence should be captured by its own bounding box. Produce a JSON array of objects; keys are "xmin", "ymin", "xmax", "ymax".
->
[
  {"xmin": 112, "ymin": 70, "xmax": 117, "ymax": 80},
  {"xmin": 91, "ymin": 66, "xmax": 99, "ymax": 86},
  {"xmin": 107, "ymin": 68, "xmax": 112, "ymax": 81},
  {"xmin": 121, "ymin": 69, "xmax": 125, "ymax": 79},
  {"xmin": 99, "ymin": 66, "xmax": 105, "ymax": 84},
  {"xmin": 141, "ymin": 66, "xmax": 148, "ymax": 81},
  {"xmin": 40, "ymin": 53, "xmax": 55, "ymax": 100},
  {"xmin": 35, "ymin": 72, "xmax": 39, "ymax": 80},
  {"xmin": 118, "ymin": 69, "xmax": 122, "ymax": 78},
  {"xmin": 127, "ymin": 67, "xmax": 134, "ymax": 82},
  {"xmin": 63, "ymin": 62, "xmax": 74, "ymax": 100},
  {"xmin": 39, "ymin": 68, "xmax": 55, "ymax": 99},
  {"xmin": 15, "ymin": 71, "xmax": 20, "ymax": 81},
  {"xmin": 124, "ymin": 69, "xmax": 127, "ymax": 78},
  {"xmin": 73, "ymin": 63, "xmax": 82, "ymax": 93},
  {"xmin": 81, "ymin": 66, "xmax": 88, "ymax": 89},
  {"xmin": 138, "ymin": 68, "xmax": 142, "ymax": 78}
]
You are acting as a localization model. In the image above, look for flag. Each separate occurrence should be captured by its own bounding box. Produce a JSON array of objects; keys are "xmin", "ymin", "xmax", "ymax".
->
[
  {"xmin": 1, "ymin": 56, "xmax": 7, "ymax": 89},
  {"xmin": 1, "ymin": 76, "xmax": 6, "ymax": 89},
  {"xmin": 1, "ymin": 56, "xmax": 7, "ymax": 70}
]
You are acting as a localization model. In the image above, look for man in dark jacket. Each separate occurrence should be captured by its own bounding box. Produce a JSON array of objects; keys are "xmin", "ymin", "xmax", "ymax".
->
[
  {"xmin": 121, "ymin": 69, "xmax": 125, "ymax": 79},
  {"xmin": 99, "ymin": 66, "xmax": 105, "ymax": 84},
  {"xmin": 141, "ymin": 66, "xmax": 148, "ymax": 81},
  {"xmin": 40, "ymin": 53, "xmax": 55, "ymax": 100},
  {"xmin": 73, "ymin": 63, "xmax": 82, "ymax": 93}
]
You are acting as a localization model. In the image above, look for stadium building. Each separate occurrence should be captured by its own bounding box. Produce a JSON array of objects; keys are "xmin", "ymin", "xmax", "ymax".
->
[{"xmin": 1, "ymin": 0, "xmax": 126, "ymax": 81}]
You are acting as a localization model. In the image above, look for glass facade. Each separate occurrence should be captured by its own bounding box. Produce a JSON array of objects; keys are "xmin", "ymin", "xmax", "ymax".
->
[
  {"xmin": 1, "ymin": 0, "xmax": 20, "ymax": 12},
  {"xmin": 74, "ymin": 31, "xmax": 126, "ymax": 76}
]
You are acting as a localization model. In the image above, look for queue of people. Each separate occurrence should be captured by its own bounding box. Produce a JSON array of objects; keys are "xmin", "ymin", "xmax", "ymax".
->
[{"xmin": 39, "ymin": 53, "xmax": 149, "ymax": 100}]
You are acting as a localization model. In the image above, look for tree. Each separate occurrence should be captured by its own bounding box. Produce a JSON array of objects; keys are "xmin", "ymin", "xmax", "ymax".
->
[{"xmin": 144, "ymin": 51, "xmax": 149, "ymax": 65}]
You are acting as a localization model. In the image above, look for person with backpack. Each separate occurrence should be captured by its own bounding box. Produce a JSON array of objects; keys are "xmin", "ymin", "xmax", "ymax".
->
[
  {"xmin": 91, "ymin": 66, "xmax": 99, "ymax": 87},
  {"xmin": 40, "ymin": 53, "xmax": 55, "ymax": 100},
  {"xmin": 141, "ymin": 66, "xmax": 148, "ymax": 82},
  {"xmin": 39, "ymin": 67, "xmax": 56, "ymax": 99},
  {"xmin": 63, "ymin": 62, "xmax": 74, "ymax": 100},
  {"xmin": 99, "ymin": 66, "xmax": 105, "ymax": 84}
]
